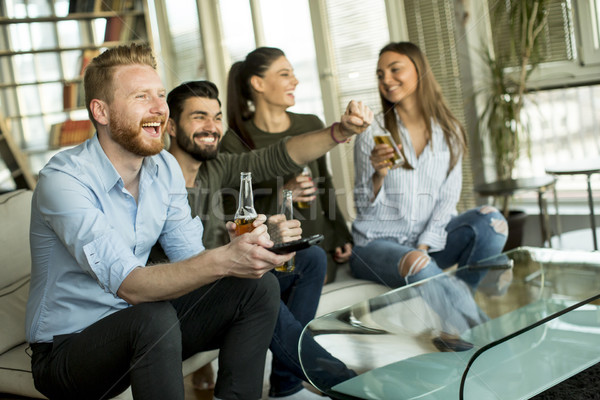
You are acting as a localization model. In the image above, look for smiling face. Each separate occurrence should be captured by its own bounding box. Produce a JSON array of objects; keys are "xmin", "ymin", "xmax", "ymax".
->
[
  {"xmin": 253, "ymin": 55, "xmax": 298, "ymax": 109},
  {"xmin": 106, "ymin": 64, "xmax": 168, "ymax": 156},
  {"xmin": 172, "ymin": 96, "xmax": 223, "ymax": 162},
  {"xmin": 376, "ymin": 51, "xmax": 419, "ymax": 106}
]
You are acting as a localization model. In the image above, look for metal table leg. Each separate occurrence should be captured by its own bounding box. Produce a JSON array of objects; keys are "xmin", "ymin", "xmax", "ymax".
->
[
  {"xmin": 586, "ymin": 174, "xmax": 598, "ymax": 251},
  {"xmin": 538, "ymin": 187, "xmax": 552, "ymax": 248},
  {"xmin": 552, "ymin": 181, "xmax": 562, "ymax": 246}
]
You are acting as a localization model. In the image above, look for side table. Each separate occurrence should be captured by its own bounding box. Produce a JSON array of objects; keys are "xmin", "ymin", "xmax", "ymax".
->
[
  {"xmin": 474, "ymin": 175, "xmax": 558, "ymax": 247},
  {"xmin": 546, "ymin": 159, "xmax": 600, "ymax": 251}
]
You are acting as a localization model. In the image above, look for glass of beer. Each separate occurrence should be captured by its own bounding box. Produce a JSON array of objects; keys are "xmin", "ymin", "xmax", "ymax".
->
[
  {"xmin": 296, "ymin": 166, "xmax": 314, "ymax": 209},
  {"xmin": 373, "ymin": 130, "xmax": 405, "ymax": 166},
  {"xmin": 275, "ymin": 189, "xmax": 295, "ymax": 272}
]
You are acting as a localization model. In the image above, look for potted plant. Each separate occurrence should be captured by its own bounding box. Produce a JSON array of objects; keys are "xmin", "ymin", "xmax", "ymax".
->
[{"xmin": 477, "ymin": 0, "xmax": 549, "ymax": 248}]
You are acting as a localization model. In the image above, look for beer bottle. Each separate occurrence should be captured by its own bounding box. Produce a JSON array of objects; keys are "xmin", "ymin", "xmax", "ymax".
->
[
  {"xmin": 296, "ymin": 165, "xmax": 313, "ymax": 209},
  {"xmin": 234, "ymin": 172, "xmax": 258, "ymax": 236},
  {"xmin": 275, "ymin": 189, "xmax": 295, "ymax": 272},
  {"xmin": 373, "ymin": 129, "xmax": 405, "ymax": 166}
]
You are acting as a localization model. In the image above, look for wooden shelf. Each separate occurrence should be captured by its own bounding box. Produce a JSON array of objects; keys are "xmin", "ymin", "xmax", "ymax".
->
[
  {"xmin": 2, "ymin": 107, "xmax": 87, "ymax": 121},
  {"xmin": 0, "ymin": 78, "xmax": 83, "ymax": 90},
  {"xmin": 0, "ymin": 39, "xmax": 147, "ymax": 57},
  {"xmin": 0, "ymin": 10, "xmax": 144, "ymax": 25}
]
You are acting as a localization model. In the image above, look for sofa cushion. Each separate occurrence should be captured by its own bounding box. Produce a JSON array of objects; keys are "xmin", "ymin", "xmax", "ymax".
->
[
  {"xmin": 0, "ymin": 190, "xmax": 33, "ymax": 355},
  {"xmin": 317, "ymin": 279, "xmax": 390, "ymax": 316},
  {"xmin": 0, "ymin": 277, "xmax": 29, "ymax": 354},
  {"xmin": 0, "ymin": 189, "xmax": 33, "ymax": 288},
  {"xmin": 0, "ymin": 344, "xmax": 45, "ymax": 399},
  {"xmin": 317, "ymin": 264, "xmax": 390, "ymax": 316}
]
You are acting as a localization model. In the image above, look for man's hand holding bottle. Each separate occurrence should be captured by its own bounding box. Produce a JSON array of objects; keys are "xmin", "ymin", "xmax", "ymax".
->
[{"xmin": 223, "ymin": 214, "xmax": 294, "ymax": 279}]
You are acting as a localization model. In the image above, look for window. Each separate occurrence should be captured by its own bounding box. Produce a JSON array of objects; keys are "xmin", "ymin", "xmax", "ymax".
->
[
  {"xmin": 518, "ymin": 84, "xmax": 600, "ymax": 207},
  {"xmin": 325, "ymin": 0, "xmax": 389, "ymax": 115},
  {"xmin": 219, "ymin": 0, "xmax": 254, "ymax": 64},
  {"xmin": 402, "ymin": 0, "xmax": 476, "ymax": 211},
  {"xmin": 576, "ymin": 0, "xmax": 600, "ymax": 65},
  {"xmin": 259, "ymin": 0, "xmax": 323, "ymax": 119},
  {"xmin": 484, "ymin": 0, "xmax": 600, "ymax": 205},
  {"xmin": 491, "ymin": 0, "xmax": 600, "ymax": 88},
  {"xmin": 218, "ymin": 0, "xmax": 324, "ymax": 119},
  {"xmin": 489, "ymin": 0, "xmax": 576, "ymax": 69},
  {"xmin": 161, "ymin": 0, "xmax": 206, "ymax": 84}
]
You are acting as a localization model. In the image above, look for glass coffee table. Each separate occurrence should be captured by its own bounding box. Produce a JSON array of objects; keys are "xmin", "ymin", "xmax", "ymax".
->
[{"xmin": 299, "ymin": 247, "xmax": 600, "ymax": 399}]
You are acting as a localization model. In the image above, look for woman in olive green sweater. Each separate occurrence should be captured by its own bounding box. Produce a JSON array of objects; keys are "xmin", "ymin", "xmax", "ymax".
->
[{"xmin": 222, "ymin": 47, "xmax": 352, "ymax": 283}]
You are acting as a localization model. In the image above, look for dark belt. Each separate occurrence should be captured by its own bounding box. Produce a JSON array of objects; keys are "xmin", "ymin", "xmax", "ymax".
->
[
  {"xmin": 30, "ymin": 333, "xmax": 75, "ymax": 354},
  {"xmin": 29, "ymin": 342, "xmax": 53, "ymax": 354}
]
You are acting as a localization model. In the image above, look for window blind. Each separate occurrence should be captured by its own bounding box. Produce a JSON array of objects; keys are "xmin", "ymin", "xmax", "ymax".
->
[
  {"xmin": 164, "ymin": 0, "xmax": 206, "ymax": 82},
  {"xmin": 325, "ymin": 0, "xmax": 390, "ymax": 114},
  {"xmin": 404, "ymin": 0, "xmax": 476, "ymax": 211},
  {"xmin": 488, "ymin": 0, "xmax": 575, "ymax": 67},
  {"xmin": 218, "ymin": 0, "xmax": 255, "ymax": 63}
]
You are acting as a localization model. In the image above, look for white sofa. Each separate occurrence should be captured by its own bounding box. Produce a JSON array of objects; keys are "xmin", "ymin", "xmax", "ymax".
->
[{"xmin": 0, "ymin": 189, "xmax": 388, "ymax": 399}]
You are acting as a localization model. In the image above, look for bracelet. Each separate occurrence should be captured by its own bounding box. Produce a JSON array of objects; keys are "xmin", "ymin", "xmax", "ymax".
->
[{"xmin": 330, "ymin": 122, "xmax": 350, "ymax": 144}]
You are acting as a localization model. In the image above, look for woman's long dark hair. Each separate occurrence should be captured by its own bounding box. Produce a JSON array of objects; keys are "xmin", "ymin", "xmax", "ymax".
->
[
  {"xmin": 379, "ymin": 42, "xmax": 467, "ymax": 173},
  {"xmin": 226, "ymin": 47, "xmax": 285, "ymax": 150}
]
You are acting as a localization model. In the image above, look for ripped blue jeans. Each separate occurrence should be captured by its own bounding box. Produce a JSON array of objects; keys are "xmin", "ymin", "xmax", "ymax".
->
[{"xmin": 350, "ymin": 206, "xmax": 508, "ymax": 289}]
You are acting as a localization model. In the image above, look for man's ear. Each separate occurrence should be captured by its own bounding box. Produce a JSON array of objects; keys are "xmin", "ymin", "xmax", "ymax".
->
[
  {"xmin": 166, "ymin": 118, "xmax": 177, "ymax": 138},
  {"xmin": 90, "ymin": 99, "xmax": 109, "ymax": 126},
  {"xmin": 249, "ymin": 75, "xmax": 264, "ymax": 93}
]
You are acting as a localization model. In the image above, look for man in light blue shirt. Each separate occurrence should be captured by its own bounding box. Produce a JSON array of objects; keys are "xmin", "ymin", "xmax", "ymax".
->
[{"xmin": 25, "ymin": 43, "xmax": 292, "ymax": 400}]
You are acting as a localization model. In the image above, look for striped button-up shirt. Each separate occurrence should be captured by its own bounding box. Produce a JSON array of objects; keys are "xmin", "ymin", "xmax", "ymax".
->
[{"xmin": 352, "ymin": 111, "xmax": 462, "ymax": 252}]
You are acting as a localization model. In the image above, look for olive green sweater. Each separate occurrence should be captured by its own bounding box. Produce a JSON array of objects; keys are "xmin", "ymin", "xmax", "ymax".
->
[
  {"xmin": 220, "ymin": 112, "xmax": 352, "ymax": 275},
  {"xmin": 188, "ymin": 137, "xmax": 301, "ymax": 250}
]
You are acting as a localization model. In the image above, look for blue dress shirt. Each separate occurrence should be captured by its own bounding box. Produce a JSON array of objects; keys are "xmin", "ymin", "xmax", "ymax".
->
[{"xmin": 25, "ymin": 135, "xmax": 205, "ymax": 343}]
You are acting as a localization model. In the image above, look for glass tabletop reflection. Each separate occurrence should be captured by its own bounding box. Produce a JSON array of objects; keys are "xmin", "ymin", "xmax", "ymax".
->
[{"xmin": 299, "ymin": 247, "xmax": 600, "ymax": 400}]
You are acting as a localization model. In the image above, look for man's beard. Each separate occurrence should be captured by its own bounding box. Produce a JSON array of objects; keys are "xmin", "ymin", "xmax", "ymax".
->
[
  {"xmin": 176, "ymin": 129, "xmax": 220, "ymax": 162},
  {"xmin": 109, "ymin": 111, "xmax": 166, "ymax": 157}
]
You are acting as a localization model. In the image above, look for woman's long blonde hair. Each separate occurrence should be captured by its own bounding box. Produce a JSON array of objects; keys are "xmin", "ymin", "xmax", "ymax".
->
[{"xmin": 379, "ymin": 42, "xmax": 466, "ymax": 173}]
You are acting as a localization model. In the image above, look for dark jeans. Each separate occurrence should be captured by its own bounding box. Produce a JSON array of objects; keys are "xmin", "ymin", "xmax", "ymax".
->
[
  {"xmin": 269, "ymin": 246, "xmax": 356, "ymax": 397},
  {"xmin": 30, "ymin": 275, "xmax": 279, "ymax": 400}
]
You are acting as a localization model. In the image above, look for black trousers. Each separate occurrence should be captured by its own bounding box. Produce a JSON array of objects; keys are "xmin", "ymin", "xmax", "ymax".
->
[{"xmin": 30, "ymin": 275, "xmax": 280, "ymax": 400}]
